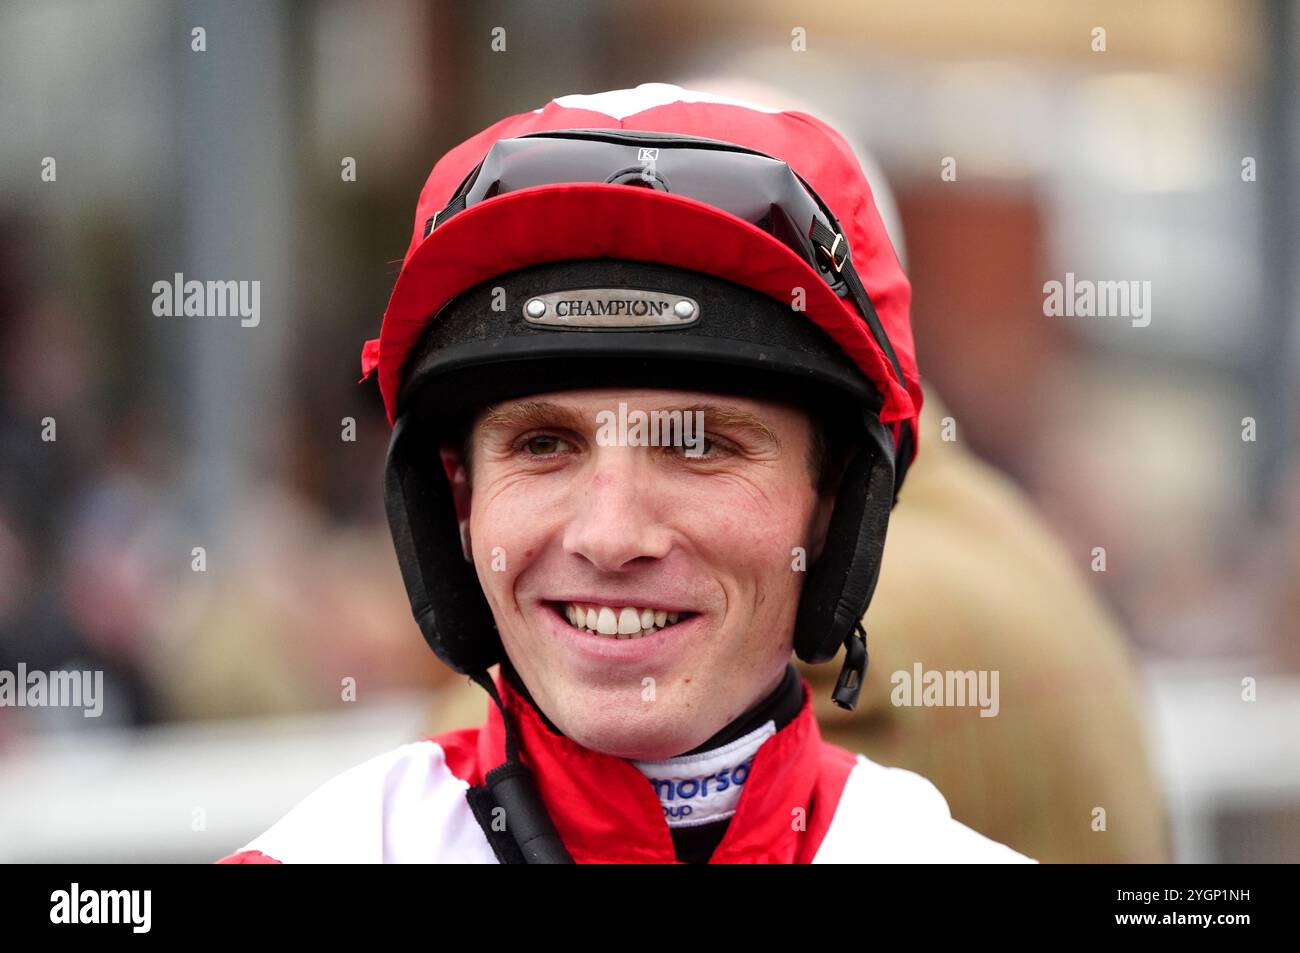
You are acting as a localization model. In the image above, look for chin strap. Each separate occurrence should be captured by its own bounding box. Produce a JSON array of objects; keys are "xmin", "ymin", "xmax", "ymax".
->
[
  {"xmin": 464, "ymin": 669, "xmax": 574, "ymax": 864},
  {"xmin": 832, "ymin": 620, "xmax": 870, "ymax": 711}
]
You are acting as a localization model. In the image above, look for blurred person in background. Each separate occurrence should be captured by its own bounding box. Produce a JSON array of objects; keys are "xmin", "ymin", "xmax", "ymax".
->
[{"xmin": 0, "ymin": 223, "xmax": 168, "ymax": 737}]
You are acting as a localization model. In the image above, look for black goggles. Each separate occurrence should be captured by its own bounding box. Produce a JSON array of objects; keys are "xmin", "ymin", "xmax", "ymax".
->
[{"xmin": 423, "ymin": 129, "xmax": 907, "ymax": 396}]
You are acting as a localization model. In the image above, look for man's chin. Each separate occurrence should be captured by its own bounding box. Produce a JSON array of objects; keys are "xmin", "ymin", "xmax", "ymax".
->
[
  {"xmin": 571, "ymin": 728, "xmax": 701, "ymax": 762},
  {"xmin": 545, "ymin": 701, "xmax": 702, "ymax": 761}
]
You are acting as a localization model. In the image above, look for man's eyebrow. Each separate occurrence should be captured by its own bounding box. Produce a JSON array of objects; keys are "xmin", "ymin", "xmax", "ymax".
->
[
  {"xmin": 477, "ymin": 400, "xmax": 589, "ymax": 435},
  {"xmin": 676, "ymin": 403, "xmax": 780, "ymax": 450},
  {"xmin": 477, "ymin": 399, "xmax": 780, "ymax": 449}
]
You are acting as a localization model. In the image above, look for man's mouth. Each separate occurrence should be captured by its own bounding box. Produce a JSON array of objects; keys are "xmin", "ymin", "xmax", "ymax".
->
[{"xmin": 545, "ymin": 601, "xmax": 699, "ymax": 641}]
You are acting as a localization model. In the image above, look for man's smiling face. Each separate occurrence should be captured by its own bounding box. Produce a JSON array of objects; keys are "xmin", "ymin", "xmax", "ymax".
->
[{"xmin": 444, "ymin": 387, "xmax": 836, "ymax": 761}]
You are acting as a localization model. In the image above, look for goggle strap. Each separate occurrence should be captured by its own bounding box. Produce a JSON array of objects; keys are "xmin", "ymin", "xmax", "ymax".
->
[
  {"xmin": 425, "ymin": 192, "xmax": 468, "ymax": 237},
  {"xmin": 809, "ymin": 216, "xmax": 907, "ymax": 391}
]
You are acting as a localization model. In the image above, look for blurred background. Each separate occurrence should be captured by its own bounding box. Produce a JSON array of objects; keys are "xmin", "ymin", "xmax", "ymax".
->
[{"xmin": 0, "ymin": 0, "xmax": 1296, "ymax": 863}]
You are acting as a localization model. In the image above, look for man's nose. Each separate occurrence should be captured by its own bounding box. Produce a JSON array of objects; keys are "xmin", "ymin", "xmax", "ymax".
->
[{"xmin": 561, "ymin": 448, "xmax": 672, "ymax": 572}]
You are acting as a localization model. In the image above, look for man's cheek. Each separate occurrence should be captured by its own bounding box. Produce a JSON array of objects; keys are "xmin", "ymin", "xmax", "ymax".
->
[
  {"xmin": 469, "ymin": 510, "xmax": 515, "ymax": 601},
  {"xmin": 472, "ymin": 507, "xmax": 546, "ymax": 590},
  {"xmin": 730, "ymin": 507, "xmax": 808, "ymax": 566}
]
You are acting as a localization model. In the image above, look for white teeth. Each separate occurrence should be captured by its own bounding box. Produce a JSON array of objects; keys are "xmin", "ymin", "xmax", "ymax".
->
[{"xmin": 560, "ymin": 601, "xmax": 691, "ymax": 639}]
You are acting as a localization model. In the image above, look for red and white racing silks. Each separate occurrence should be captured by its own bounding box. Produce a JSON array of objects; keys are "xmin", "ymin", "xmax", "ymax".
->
[{"xmin": 217, "ymin": 672, "xmax": 1035, "ymax": 864}]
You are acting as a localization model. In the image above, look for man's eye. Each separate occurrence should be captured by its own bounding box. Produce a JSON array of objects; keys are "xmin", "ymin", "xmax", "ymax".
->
[
  {"xmin": 671, "ymin": 435, "xmax": 727, "ymax": 458},
  {"xmin": 521, "ymin": 434, "xmax": 572, "ymax": 456}
]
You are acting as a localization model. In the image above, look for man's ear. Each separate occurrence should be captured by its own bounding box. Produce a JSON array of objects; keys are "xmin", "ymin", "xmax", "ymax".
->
[
  {"xmin": 808, "ymin": 490, "xmax": 836, "ymax": 563},
  {"xmin": 807, "ymin": 447, "xmax": 853, "ymax": 563},
  {"xmin": 440, "ymin": 444, "xmax": 473, "ymax": 562}
]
